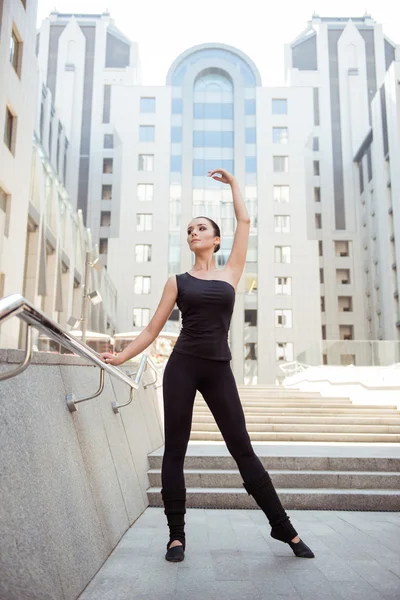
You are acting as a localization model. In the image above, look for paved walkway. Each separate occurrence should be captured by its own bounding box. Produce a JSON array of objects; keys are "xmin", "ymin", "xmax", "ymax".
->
[{"xmin": 79, "ymin": 508, "xmax": 400, "ymax": 600}]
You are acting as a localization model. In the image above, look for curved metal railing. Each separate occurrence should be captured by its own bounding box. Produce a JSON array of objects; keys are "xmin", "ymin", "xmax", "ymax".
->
[{"xmin": 0, "ymin": 294, "xmax": 162, "ymax": 413}]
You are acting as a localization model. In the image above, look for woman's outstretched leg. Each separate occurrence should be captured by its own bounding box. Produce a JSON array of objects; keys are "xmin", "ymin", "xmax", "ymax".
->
[
  {"xmin": 198, "ymin": 361, "xmax": 314, "ymax": 558},
  {"xmin": 161, "ymin": 352, "xmax": 197, "ymax": 561}
]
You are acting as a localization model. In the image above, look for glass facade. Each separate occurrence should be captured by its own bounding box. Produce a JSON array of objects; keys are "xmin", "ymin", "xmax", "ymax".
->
[{"xmin": 168, "ymin": 49, "xmax": 259, "ymax": 381}]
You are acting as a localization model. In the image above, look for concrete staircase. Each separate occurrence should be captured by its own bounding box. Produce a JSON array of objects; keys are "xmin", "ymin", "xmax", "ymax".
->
[
  {"xmin": 190, "ymin": 386, "xmax": 400, "ymax": 443},
  {"xmin": 147, "ymin": 444, "xmax": 400, "ymax": 511},
  {"xmin": 147, "ymin": 386, "xmax": 400, "ymax": 511}
]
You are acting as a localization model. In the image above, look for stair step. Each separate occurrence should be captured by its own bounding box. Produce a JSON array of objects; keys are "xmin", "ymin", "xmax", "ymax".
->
[
  {"xmin": 192, "ymin": 415, "xmax": 400, "ymax": 425},
  {"xmin": 193, "ymin": 407, "xmax": 400, "ymax": 415},
  {"xmin": 194, "ymin": 401, "xmax": 397, "ymax": 409},
  {"xmin": 148, "ymin": 454, "xmax": 400, "ymax": 472},
  {"xmin": 190, "ymin": 431, "xmax": 400, "ymax": 442},
  {"xmin": 191, "ymin": 422, "xmax": 400, "ymax": 433},
  {"xmin": 148, "ymin": 468, "xmax": 400, "ymax": 489},
  {"xmin": 147, "ymin": 487, "xmax": 400, "ymax": 511}
]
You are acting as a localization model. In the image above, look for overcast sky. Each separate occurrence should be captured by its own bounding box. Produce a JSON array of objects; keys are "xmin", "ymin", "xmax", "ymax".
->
[{"xmin": 36, "ymin": 0, "xmax": 399, "ymax": 86}]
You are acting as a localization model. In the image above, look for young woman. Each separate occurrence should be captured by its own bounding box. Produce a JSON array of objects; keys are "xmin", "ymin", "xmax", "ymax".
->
[{"xmin": 100, "ymin": 169, "xmax": 315, "ymax": 563}]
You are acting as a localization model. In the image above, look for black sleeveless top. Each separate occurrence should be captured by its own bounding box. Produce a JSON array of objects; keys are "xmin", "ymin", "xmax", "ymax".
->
[{"xmin": 173, "ymin": 272, "xmax": 236, "ymax": 361}]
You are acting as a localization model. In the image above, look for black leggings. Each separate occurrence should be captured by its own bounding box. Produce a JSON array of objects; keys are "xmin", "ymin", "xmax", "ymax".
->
[{"xmin": 161, "ymin": 351, "xmax": 267, "ymax": 490}]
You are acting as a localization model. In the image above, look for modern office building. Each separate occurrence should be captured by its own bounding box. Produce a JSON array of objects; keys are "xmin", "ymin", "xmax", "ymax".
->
[
  {"xmin": 285, "ymin": 15, "xmax": 399, "ymax": 365},
  {"xmin": 0, "ymin": 0, "xmax": 38, "ymax": 347},
  {"xmin": 36, "ymin": 11, "xmax": 140, "ymax": 229},
  {"xmin": 0, "ymin": 5, "xmax": 119, "ymax": 349},
  {"xmin": 353, "ymin": 56, "xmax": 400, "ymax": 343},
  {"xmin": 35, "ymin": 12, "xmax": 400, "ymax": 381},
  {"xmin": 106, "ymin": 44, "xmax": 322, "ymax": 384}
]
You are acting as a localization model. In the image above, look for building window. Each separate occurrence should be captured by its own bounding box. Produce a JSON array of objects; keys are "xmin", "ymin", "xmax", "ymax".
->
[
  {"xmin": 245, "ymin": 128, "xmax": 256, "ymax": 143},
  {"xmin": 275, "ymin": 246, "xmax": 291, "ymax": 263},
  {"xmin": 133, "ymin": 308, "xmax": 150, "ymax": 327},
  {"xmin": 313, "ymin": 160, "xmax": 320, "ymax": 176},
  {"xmin": 339, "ymin": 325, "xmax": 354, "ymax": 341},
  {"xmin": 275, "ymin": 309, "xmax": 292, "ymax": 328},
  {"xmin": 318, "ymin": 240, "xmax": 323, "ymax": 256},
  {"xmin": 102, "ymin": 184, "xmax": 112, "ymax": 200},
  {"xmin": 272, "ymin": 99, "xmax": 288, "ymax": 115},
  {"xmin": 314, "ymin": 187, "xmax": 321, "ymax": 202},
  {"xmin": 244, "ymin": 99, "xmax": 256, "ymax": 115},
  {"xmin": 273, "ymin": 185, "xmax": 289, "ymax": 203},
  {"xmin": 338, "ymin": 296, "xmax": 353, "ymax": 312},
  {"xmin": 171, "ymin": 127, "xmax": 182, "ymax": 143},
  {"xmin": 336, "ymin": 269, "xmax": 351, "ymax": 284},
  {"xmin": 335, "ymin": 240, "xmax": 350, "ymax": 257},
  {"xmin": 274, "ymin": 215, "xmax": 291, "ymax": 233},
  {"xmin": 137, "ymin": 183, "xmax": 153, "ymax": 202},
  {"xmin": 100, "ymin": 211, "xmax": 111, "ymax": 227},
  {"xmin": 194, "ymin": 103, "xmax": 234, "ymax": 119},
  {"xmin": 102, "ymin": 85, "xmax": 111, "ymax": 123},
  {"xmin": 134, "ymin": 276, "xmax": 151, "ymax": 294},
  {"xmin": 322, "ymin": 325, "xmax": 326, "ymax": 340},
  {"xmin": 367, "ymin": 147, "xmax": 373, "ymax": 182},
  {"xmin": 276, "ymin": 342, "xmax": 293, "ymax": 362},
  {"xmin": 99, "ymin": 238, "xmax": 108, "ymax": 255},
  {"xmin": 315, "ymin": 213, "xmax": 322, "ymax": 229},
  {"xmin": 135, "ymin": 244, "xmax": 152, "ymax": 262},
  {"xmin": 245, "ymin": 157, "xmax": 256, "ymax": 173},
  {"xmin": 358, "ymin": 160, "xmax": 364, "ymax": 193},
  {"xmin": 193, "ymin": 131, "xmax": 234, "ymax": 148},
  {"xmin": 104, "ymin": 134, "xmax": 114, "ymax": 148},
  {"xmin": 341, "ymin": 354, "xmax": 356, "ymax": 366},
  {"xmin": 10, "ymin": 26, "xmax": 22, "ymax": 77},
  {"xmin": 138, "ymin": 154, "xmax": 154, "ymax": 171},
  {"xmin": 313, "ymin": 137, "xmax": 319, "ymax": 151},
  {"xmin": 171, "ymin": 155, "xmax": 182, "ymax": 172},
  {"xmin": 244, "ymin": 342, "xmax": 257, "ymax": 360},
  {"xmin": 103, "ymin": 158, "xmax": 113, "ymax": 174},
  {"xmin": 321, "ymin": 296, "xmax": 325, "ymax": 312},
  {"xmin": 172, "ymin": 98, "xmax": 183, "ymax": 114},
  {"xmin": 0, "ymin": 186, "xmax": 11, "ymax": 237},
  {"xmin": 4, "ymin": 107, "xmax": 16, "ymax": 154},
  {"xmin": 275, "ymin": 277, "xmax": 291, "ymax": 295},
  {"xmin": 320, "ymin": 268, "xmax": 324, "ymax": 284},
  {"xmin": 136, "ymin": 213, "xmax": 153, "ymax": 232},
  {"xmin": 140, "ymin": 97, "xmax": 156, "ymax": 113},
  {"xmin": 139, "ymin": 125, "xmax": 155, "ymax": 142},
  {"xmin": 244, "ymin": 309, "xmax": 257, "ymax": 326},
  {"xmin": 273, "ymin": 127, "xmax": 288, "ymax": 144},
  {"xmin": 48, "ymin": 118, "xmax": 53, "ymax": 155},
  {"xmin": 273, "ymin": 156, "xmax": 289, "ymax": 173}
]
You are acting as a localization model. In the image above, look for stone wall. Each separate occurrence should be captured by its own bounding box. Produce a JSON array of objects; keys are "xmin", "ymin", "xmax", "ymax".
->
[{"xmin": 0, "ymin": 350, "xmax": 164, "ymax": 600}]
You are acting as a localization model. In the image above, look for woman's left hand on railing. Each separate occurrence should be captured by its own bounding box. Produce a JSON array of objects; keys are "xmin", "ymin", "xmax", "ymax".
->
[{"xmin": 100, "ymin": 352, "xmax": 124, "ymax": 366}]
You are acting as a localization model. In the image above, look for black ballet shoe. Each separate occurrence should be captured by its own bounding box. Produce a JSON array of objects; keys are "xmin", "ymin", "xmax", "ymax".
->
[
  {"xmin": 287, "ymin": 538, "xmax": 315, "ymax": 559},
  {"xmin": 271, "ymin": 531, "xmax": 315, "ymax": 558},
  {"xmin": 165, "ymin": 540, "xmax": 185, "ymax": 562}
]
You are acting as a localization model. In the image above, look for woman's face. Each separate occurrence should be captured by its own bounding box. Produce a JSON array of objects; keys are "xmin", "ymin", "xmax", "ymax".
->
[{"xmin": 187, "ymin": 218, "xmax": 219, "ymax": 252}]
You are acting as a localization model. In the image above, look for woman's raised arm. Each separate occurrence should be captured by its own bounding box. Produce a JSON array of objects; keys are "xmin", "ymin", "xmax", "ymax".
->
[{"xmin": 209, "ymin": 169, "xmax": 250, "ymax": 285}]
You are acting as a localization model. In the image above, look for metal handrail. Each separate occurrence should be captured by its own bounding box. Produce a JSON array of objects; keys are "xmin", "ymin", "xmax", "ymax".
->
[{"xmin": 0, "ymin": 294, "xmax": 162, "ymax": 407}]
